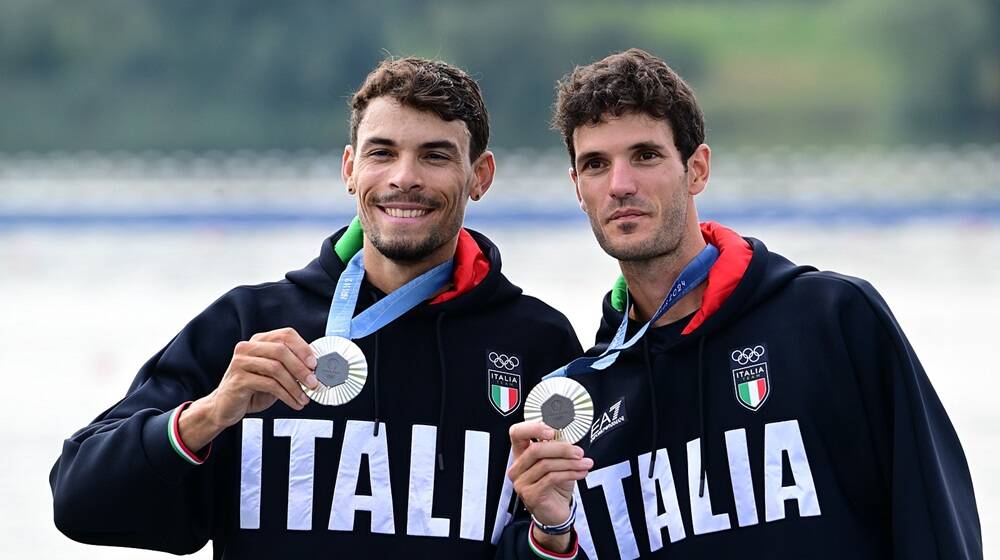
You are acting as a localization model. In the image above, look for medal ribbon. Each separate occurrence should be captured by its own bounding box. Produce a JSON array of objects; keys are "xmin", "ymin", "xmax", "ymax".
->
[
  {"xmin": 325, "ymin": 250, "xmax": 455, "ymax": 339},
  {"xmin": 546, "ymin": 243, "xmax": 719, "ymax": 378}
]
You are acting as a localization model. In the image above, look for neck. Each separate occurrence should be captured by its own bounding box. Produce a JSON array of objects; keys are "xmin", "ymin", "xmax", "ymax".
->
[
  {"xmin": 621, "ymin": 232, "xmax": 707, "ymax": 328},
  {"xmin": 361, "ymin": 235, "xmax": 459, "ymax": 295}
]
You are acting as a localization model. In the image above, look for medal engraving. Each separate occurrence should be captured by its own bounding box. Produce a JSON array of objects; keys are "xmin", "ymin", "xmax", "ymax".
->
[
  {"xmin": 541, "ymin": 394, "xmax": 574, "ymax": 429},
  {"xmin": 316, "ymin": 353, "xmax": 350, "ymax": 387}
]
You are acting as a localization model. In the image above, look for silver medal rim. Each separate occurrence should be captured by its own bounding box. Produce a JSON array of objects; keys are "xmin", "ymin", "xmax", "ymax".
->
[
  {"xmin": 523, "ymin": 377, "xmax": 594, "ymax": 444},
  {"xmin": 302, "ymin": 336, "xmax": 368, "ymax": 406}
]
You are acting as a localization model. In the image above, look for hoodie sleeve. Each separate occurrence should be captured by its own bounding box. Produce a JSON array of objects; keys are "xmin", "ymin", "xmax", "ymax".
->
[
  {"xmin": 49, "ymin": 290, "xmax": 244, "ymax": 554},
  {"xmin": 838, "ymin": 275, "xmax": 982, "ymax": 559}
]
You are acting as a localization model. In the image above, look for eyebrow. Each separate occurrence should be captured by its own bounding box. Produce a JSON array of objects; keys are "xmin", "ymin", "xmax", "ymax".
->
[
  {"xmin": 628, "ymin": 141, "xmax": 668, "ymax": 153},
  {"xmin": 361, "ymin": 137, "xmax": 461, "ymax": 156},
  {"xmin": 576, "ymin": 141, "xmax": 668, "ymax": 166}
]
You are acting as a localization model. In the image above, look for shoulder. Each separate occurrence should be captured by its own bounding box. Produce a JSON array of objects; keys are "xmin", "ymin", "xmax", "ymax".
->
[
  {"xmin": 190, "ymin": 279, "xmax": 308, "ymax": 332},
  {"xmin": 785, "ymin": 270, "xmax": 891, "ymax": 315},
  {"xmin": 784, "ymin": 270, "xmax": 906, "ymax": 349},
  {"xmin": 500, "ymin": 294, "xmax": 577, "ymax": 334}
]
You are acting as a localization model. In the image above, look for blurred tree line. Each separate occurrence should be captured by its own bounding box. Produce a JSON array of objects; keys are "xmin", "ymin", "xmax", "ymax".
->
[{"xmin": 0, "ymin": 0, "xmax": 996, "ymax": 152}]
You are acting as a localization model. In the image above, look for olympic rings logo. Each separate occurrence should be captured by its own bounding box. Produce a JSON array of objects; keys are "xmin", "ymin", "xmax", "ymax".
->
[
  {"xmin": 731, "ymin": 346, "xmax": 765, "ymax": 365},
  {"xmin": 489, "ymin": 352, "xmax": 520, "ymax": 370}
]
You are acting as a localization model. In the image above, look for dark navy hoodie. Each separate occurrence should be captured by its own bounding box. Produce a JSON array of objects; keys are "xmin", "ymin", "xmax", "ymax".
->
[
  {"xmin": 498, "ymin": 222, "xmax": 981, "ymax": 560},
  {"xmin": 50, "ymin": 225, "xmax": 582, "ymax": 559}
]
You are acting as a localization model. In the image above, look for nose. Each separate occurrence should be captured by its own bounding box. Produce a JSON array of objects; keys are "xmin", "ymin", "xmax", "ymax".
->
[
  {"xmin": 388, "ymin": 155, "xmax": 421, "ymax": 192},
  {"xmin": 607, "ymin": 159, "xmax": 638, "ymax": 199}
]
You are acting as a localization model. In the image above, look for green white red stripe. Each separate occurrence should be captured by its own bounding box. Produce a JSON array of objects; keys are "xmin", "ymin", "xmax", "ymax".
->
[
  {"xmin": 492, "ymin": 385, "xmax": 518, "ymax": 413},
  {"xmin": 168, "ymin": 401, "xmax": 210, "ymax": 465},
  {"xmin": 528, "ymin": 527, "xmax": 578, "ymax": 560},
  {"xmin": 738, "ymin": 378, "xmax": 767, "ymax": 408}
]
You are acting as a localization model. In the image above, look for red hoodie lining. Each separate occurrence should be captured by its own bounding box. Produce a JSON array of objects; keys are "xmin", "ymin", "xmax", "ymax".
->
[
  {"xmin": 429, "ymin": 229, "xmax": 490, "ymax": 304},
  {"xmin": 681, "ymin": 221, "xmax": 753, "ymax": 335}
]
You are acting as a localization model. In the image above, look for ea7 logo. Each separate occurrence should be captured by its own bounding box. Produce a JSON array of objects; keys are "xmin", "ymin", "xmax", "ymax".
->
[{"xmin": 590, "ymin": 396, "xmax": 628, "ymax": 444}]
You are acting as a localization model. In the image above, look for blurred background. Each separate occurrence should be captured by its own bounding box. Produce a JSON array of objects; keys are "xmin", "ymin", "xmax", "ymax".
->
[{"xmin": 1, "ymin": 0, "xmax": 997, "ymax": 558}]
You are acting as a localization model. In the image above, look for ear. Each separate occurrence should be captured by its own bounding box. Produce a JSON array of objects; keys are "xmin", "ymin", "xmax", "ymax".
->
[
  {"xmin": 570, "ymin": 167, "xmax": 587, "ymax": 212},
  {"xmin": 341, "ymin": 144, "xmax": 355, "ymax": 192},
  {"xmin": 469, "ymin": 150, "xmax": 496, "ymax": 201},
  {"xmin": 686, "ymin": 144, "xmax": 711, "ymax": 196}
]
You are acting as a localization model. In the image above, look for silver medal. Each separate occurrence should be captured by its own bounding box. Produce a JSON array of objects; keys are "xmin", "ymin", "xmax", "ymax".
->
[
  {"xmin": 302, "ymin": 336, "xmax": 368, "ymax": 406},
  {"xmin": 524, "ymin": 377, "xmax": 594, "ymax": 444}
]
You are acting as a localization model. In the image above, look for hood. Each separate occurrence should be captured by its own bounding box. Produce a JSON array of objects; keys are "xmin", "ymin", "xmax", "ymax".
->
[
  {"xmin": 284, "ymin": 221, "xmax": 524, "ymax": 315},
  {"xmin": 594, "ymin": 221, "xmax": 815, "ymax": 350}
]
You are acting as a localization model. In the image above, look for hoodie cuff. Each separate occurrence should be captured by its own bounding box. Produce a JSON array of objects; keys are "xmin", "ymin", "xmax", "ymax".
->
[
  {"xmin": 141, "ymin": 403, "xmax": 211, "ymax": 482},
  {"xmin": 528, "ymin": 526, "xmax": 578, "ymax": 560}
]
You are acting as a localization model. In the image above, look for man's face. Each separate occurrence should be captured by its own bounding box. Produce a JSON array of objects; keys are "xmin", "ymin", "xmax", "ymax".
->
[
  {"xmin": 343, "ymin": 97, "xmax": 493, "ymax": 263},
  {"xmin": 571, "ymin": 112, "xmax": 708, "ymax": 262}
]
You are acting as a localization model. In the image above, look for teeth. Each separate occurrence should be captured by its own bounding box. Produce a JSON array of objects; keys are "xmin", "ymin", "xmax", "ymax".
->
[{"xmin": 384, "ymin": 207, "xmax": 429, "ymax": 218}]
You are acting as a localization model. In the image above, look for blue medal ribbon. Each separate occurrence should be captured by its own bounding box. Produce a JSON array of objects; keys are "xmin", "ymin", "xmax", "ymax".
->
[
  {"xmin": 546, "ymin": 243, "xmax": 719, "ymax": 378},
  {"xmin": 325, "ymin": 250, "xmax": 455, "ymax": 339}
]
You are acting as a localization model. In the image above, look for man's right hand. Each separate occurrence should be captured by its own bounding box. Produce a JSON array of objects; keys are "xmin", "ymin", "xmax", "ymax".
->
[
  {"xmin": 179, "ymin": 328, "xmax": 319, "ymax": 452},
  {"xmin": 508, "ymin": 421, "xmax": 593, "ymax": 552}
]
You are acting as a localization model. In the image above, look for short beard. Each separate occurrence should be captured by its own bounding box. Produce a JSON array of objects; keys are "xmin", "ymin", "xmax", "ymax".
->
[
  {"xmin": 589, "ymin": 188, "xmax": 689, "ymax": 263},
  {"xmin": 359, "ymin": 188, "xmax": 466, "ymax": 264},
  {"xmin": 366, "ymin": 225, "xmax": 454, "ymax": 263}
]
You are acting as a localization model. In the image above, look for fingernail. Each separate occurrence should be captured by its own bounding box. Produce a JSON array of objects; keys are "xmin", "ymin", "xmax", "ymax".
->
[
  {"xmin": 299, "ymin": 394, "xmax": 310, "ymax": 406},
  {"xmin": 306, "ymin": 355, "xmax": 318, "ymax": 369},
  {"xmin": 583, "ymin": 458, "xmax": 594, "ymax": 468},
  {"xmin": 305, "ymin": 374, "xmax": 318, "ymax": 388},
  {"xmin": 573, "ymin": 447, "xmax": 584, "ymax": 458},
  {"xmin": 542, "ymin": 428, "xmax": 555, "ymax": 439}
]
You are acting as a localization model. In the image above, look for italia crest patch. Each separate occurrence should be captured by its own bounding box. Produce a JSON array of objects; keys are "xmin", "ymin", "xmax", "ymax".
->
[
  {"xmin": 730, "ymin": 344, "xmax": 770, "ymax": 411},
  {"xmin": 487, "ymin": 350, "xmax": 522, "ymax": 416}
]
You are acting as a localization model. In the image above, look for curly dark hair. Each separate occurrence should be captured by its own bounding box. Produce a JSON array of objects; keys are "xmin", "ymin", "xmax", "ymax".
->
[
  {"xmin": 552, "ymin": 48, "xmax": 705, "ymax": 169},
  {"xmin": 349, "ymin": 57, "xmax": 490, "ymax": 162}
]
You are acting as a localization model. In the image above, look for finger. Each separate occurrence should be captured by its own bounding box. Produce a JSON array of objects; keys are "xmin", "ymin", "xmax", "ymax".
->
[
  {"xmin": 509, "ymin": 421, "xmax": 555, "ymax": 453},
  {"xmin": 520, "ymin": 441, "xmax": 584, "ymax": 464},
  {"xmin": 518, "ymin": 457, "xmax": 593, "ymax": 487},
  {"xmin": 240, "ymin": 371, "xmax": 306, "ymax": 411},
  {"xmin": 252, "ymin": 328, "xmax": 318, "ymax": 371},
  {"xmin": 240, "ymin": 355, "xmax": 310, "ymax": 407},
  {"xmin": 275, "ymin": 328, "xmax": 318, "ymax": 372},
  {"xmin": 509, "ymin": 443, "xmax": 586, "ymax": 480},
  {"xmin": 249, "ymin": 341, "xmax": 318, "ymax": 388},
  {"xmin": 521, "ymin": 469, "xmax": 589, "ymax": 500}
]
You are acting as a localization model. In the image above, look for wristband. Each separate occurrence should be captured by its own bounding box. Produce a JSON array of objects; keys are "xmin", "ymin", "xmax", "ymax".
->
[
  {"xmin": 168, "ymin": 401, "xmax": 211, "ymax": 465},
  {"xmin": 528, "ymin": 526, "xmax": 578, "ymax": 559},
  {"xmin": 531, "ymin": 497, "xmax": 576, "ymax": 535}
]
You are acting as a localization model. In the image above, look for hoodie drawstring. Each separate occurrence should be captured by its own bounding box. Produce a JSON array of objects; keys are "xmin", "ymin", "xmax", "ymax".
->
[
  {"xmin": 435, "ymin": 313, "xmax": 448, "ymax": 472},
  {"xmin": 697, "ymin": 335, "xmax": 708, "ymax": 498},
  {"xmin": 371, "ymin": 331, "xmax": 381, "ymax": 436},
  {"xmin": 643, "ymin": 337, "xmax": 659, "ymax": 479},
  {"xmin": 643, "ymin": 334, "xmax": 710, "ymax": 494}
]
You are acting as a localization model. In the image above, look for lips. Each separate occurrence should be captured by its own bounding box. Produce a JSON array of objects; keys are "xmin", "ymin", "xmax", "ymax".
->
[{"xmin": 607, "ymin": 208, "xmax": 647, "ymax": 222}]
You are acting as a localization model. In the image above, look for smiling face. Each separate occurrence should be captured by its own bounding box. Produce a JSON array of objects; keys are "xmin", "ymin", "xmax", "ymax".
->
[
  {"xmin": 343, "ymin": 97, "xmax": 494, "ymax": 263},
  {"xmin": 571, "ymin": 111, "xmax": 710, "ymax": 262}
]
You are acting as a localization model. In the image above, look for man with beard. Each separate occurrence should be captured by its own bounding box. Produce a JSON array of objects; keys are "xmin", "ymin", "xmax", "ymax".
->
[
  {"xmin": 51, "ymin": 57, "xmax": 582, "ymax": 559},
  {"xmin": 499, "ymin": 49, "xmax": 981, "ymax": 559}
]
